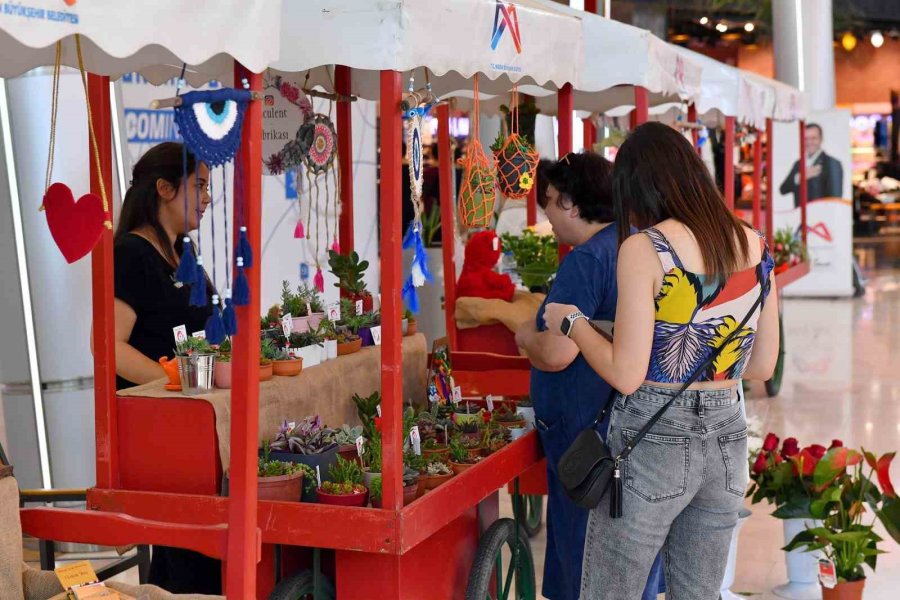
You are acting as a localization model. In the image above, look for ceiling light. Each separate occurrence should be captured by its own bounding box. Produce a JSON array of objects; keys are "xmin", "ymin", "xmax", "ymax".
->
[
  {"xmin": 700, "ymin": 16, "xmax": 709, "ymax": 25},
  {"xmin": 744, "ymin": 22, "xmax": 755, "ymax": 33},
  {"xmin": 842, "ymin": 31, "xmax": 858, "ymax": 51},
  {"xmin": 871, "ymin": 31, "xmax": 884, "ymax": 48},
  {"xmin": 716, "ymin": 22, "xmax": 728, "ymax": 33}
]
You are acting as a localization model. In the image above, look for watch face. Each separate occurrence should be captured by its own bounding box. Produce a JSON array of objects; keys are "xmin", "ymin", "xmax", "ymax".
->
[{"xmin": 561, "ymin": 316, "xmax": 571, "ymax": 336}]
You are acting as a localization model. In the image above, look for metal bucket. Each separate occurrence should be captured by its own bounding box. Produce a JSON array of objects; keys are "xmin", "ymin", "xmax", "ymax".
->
[{"xmin": 176, "ymin": 354, "xmax": 216, "ymax": 395}]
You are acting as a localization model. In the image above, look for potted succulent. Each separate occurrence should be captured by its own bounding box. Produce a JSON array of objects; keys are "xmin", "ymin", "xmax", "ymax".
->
[
  {"xmin": 328, "ymin": 249, "xmax": 374, "ymax": 312},
  {"xmin": 316, "ymin": 318, "xmax": 339, "ymax": 360},
  {"xmin": 402, "ymin": 308, "xmax": 417, "ymax": 336},
  {"xmin": 331, "ymin": 424, "xmax": 364, "ymax": 465},
  {"xmin": 267, "ymin": 416, "xmax": 339, "ymax": 477},
  {"xmin": 492, "ymin": 402, "xmax": 527, "ymax": 430},
  {"xmin": 457, "ymin": 432, "xmax": 484, "ymax": 460},
  {"xmin": 296, "ymin": 281, "xmax": 326, "ymax": 329},
  {"xmin": 483, "ymin": 423, "xmax": 511, "ymax": 455},
  {"xmin": 338, "ymin": 298, "xmax": 376, "ymax": 344},
  {"xmin": 401, "ymin": 458, "xmax": 422, "ymax": 506},
  {"xmin": 352, "ymin": 391, "xmax": 381, "ymax": 439},
  {"xmin": 259, "ymin": 337, "xmax": 277, "ymax": 382},
  {"xmin": 416, "ymin": 461, "xmax": 453, "ymax": 497},
  {"xmin": 369, "ymin": 467, "xmax": 420, "ymax": 508},
  {"xmin": 453, "ymin": 402, "xmax": 482, "ymax": 427},
  {"xmin": 357, "ymin": 312, "xmax": 381, "ymax": 348},
  {"xmin": 456, "ymin": 420, "xmax": 483, "ymax": 447},
  {"xmin": 317, "ymin": 456, "xmax": 368, "ymax": 507},
  {"xmin": 369, "ymin": 475, "xmax": 384, "ymax": 509},
  {"xmin": 272, "ymin": 348, "xmax": 303, "ymax": 377},
  {"xmin": 257, "ymin": 446, "xmax": 305, "ymax": 502},
  {"xmin": 290, "ymin": 331, "xmax": 323, "ymax": 368},
  {"xmin": 336, "ymin": 331, "xmax": 362, "ymax": 356},
  {"xmin": 783, "ymin": 446, "xmax": 900, "ymax": 600},
  {"xmin": 214, "ymin": 338, "xmax": 232, "ymax": 389},
  {"xmin": 361, "ymin": 435, "xmax": 383, "ymax": 490},
  {"xmin": 277, "ymin": 280, "xmax": 310, "ymax": 333},
  {"xmin": 422, "ymin": 437, "xmax": 449, "ymax": 461},
  {"xmin": 448, "ymin": 435, "xmax": 483, "ymax": 476},
  {"xmin": 174, "ymin": 336, "xmax": 216, "ymax": 395}
]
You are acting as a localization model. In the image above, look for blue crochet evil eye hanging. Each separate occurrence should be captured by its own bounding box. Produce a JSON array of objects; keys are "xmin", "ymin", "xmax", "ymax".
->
[{"xmin": 174, "ymin": 88, "xmax": 253, "ymax": 167}]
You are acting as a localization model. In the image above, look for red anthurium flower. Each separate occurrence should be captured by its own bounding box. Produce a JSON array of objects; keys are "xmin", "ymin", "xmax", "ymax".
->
[
  {"xmin": 808, "ymin": 444, "xmax": 827, "ymax": 460},
  {"xmin": 795, "ymin": 448, "xmax": 819, "ymax": 476},
  {"xmin": 829, "ymin": 439, "xmax": 844, "ymax": 449},
  {"xmin": 866, "ymin": 451, "xmax": 897, "ymax": 498},
  {"xmin": 774, "ymin": 453, "xmax": 784, "ymax": 464},
  {"xmin": 482, "ymin": 411, "xmax": 492, "ymax": 424},
  {"xmin": 752, "ymin": 452, "xmax": 768, "ymax": 474},
  {"xmin": 374, "ymin": 417, "xmax": 383, "ymax": 433},
  {"xmin": 782, "ymin": 437, "xmax": 800, "ymax": 458},
  {"xmin": 763, "ymin": 433, "xmax": 780, "ymax": 452}
]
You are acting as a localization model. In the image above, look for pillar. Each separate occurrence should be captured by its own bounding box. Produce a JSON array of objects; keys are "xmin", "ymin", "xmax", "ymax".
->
[{"xmin": 773, "ymin": 0, "xmax": 835, "ymax": 110}]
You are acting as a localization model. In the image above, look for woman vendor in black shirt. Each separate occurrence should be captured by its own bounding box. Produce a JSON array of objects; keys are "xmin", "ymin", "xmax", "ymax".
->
[{"xmin": 111, "ymin": 142, "xmax": 220, "ymax": 593}]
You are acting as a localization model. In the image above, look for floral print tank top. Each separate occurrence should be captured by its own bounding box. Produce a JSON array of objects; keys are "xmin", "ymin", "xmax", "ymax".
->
[{"xmin": 643, "ymin": 227, "xmax": 774, "ymax": 384}]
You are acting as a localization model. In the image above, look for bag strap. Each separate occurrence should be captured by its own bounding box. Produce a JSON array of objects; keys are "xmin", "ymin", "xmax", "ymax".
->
[{"xmin": 615, "ymin": 283, "xmax": 767, "ymax": 461}]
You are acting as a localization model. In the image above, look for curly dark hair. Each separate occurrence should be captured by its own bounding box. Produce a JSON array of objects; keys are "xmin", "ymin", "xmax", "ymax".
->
[{"xmin": 537, "ymin": 151, "xmax": 614, "ymax": 223}]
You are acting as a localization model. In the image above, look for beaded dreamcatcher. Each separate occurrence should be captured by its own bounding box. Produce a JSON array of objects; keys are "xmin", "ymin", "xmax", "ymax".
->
[
  {"xmin": 458, "ymin": 75, "xmax": 497, "ymax": 229},
  {"xmin": 164, "ymin": 73, "xmax": 255, "ymax": 343},
  {"xmin": 493, "ymin": 87, "xmax": 539, "ymax": 199},
  {"xmin": 400, "ymin": 73, "xmax": 435, "ymax": 313}
]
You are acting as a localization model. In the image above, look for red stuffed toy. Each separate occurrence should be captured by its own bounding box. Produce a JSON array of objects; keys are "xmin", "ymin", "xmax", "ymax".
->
[{"xmin": 456, "ymin": 230, "xmax": 515, "ymax": 302}]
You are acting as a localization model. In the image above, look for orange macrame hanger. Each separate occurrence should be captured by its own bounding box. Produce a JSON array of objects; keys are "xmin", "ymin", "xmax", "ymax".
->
[
  {"xmin": 457, "ymin": 74, "xmax": 497, "ymax": 229},
  {"xmin": 495, "ymin": 84, "xmax": 539, "ymax": 200}
]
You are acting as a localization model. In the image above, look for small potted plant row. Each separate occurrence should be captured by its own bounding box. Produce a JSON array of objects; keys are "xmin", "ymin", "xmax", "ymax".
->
[{"xmin": 317, "ymin": 456, "xmax": 368, "ymax": 507}]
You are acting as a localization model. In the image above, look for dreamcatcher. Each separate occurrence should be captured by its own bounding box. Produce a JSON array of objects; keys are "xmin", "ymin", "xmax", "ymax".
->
[
  {"xmin": 493, "ymin": 86, "xmax": 539, "ymax": 199},
  {"xmin": 458, "ymin": 75, "xmax": 497, "ymax": 229},
  {"xmin": 39, "ymin": 36, "xmax": 112, "ymax": 264},
  {"xmin": 400, "ymin": 72, "xmax": 436, "ymax": 313},
  {"xmin": 161, "ymin": 72, "xmax": 256, "ymax": 343}
]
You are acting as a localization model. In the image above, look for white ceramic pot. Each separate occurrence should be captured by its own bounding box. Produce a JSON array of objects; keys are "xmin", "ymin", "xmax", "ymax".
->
[
  {"xmin": 297, "ymin": 344, "xmax": 321, "ymax": 368},
  {"xmin": 773, "ymin": 518, "xmax": 823, "ymax": 600},
  {"xmin": 720, "ymin": 508, "xmax": 752, "ymax": 600},
  {"xmin": 325, "ymin": 339, "xmax": 338, "ymax": 360},
  {"xmin": 318, "ymin": 343, "xmax": 327, "ymax": 363},
  {"xmin": 516, "ymin": 406, "xmax": 535, "ymax": 430},
  {"xmin": 509, "ymin": 427, "xmax": 526, "ymax": 441}
]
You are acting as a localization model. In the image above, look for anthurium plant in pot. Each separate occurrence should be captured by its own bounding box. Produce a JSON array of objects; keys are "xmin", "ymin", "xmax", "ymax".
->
[
  {"xmin": 328, "ymin": 249, "xmax": 373, "ymax": 312},
  {"xmin": 267, "ymin": 416, "xmax": 339, "ymax": 478},
  {"xmin": 783, "ymin": 446, "xmax": 900, "ymax": 599},
  {"xmin": 317, "ymin": 456, "xmax": 368, "ymax": 507}
]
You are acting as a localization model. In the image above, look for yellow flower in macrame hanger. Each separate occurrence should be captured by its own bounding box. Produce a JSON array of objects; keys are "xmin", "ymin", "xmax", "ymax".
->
[
  {"xmin": 458, "ymin": 74, "xmax": 497, "ymax": 229},
  {"xmin": 494, "ymin": 86, "xmax": 539, "ymax": 200}
]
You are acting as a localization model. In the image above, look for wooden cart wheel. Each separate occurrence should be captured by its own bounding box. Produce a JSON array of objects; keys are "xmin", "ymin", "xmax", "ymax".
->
[
  {"xmin": 511, "ymin": 493, "xmax": 544, "ymax": 537},
  {"xmin": 765, "ymin": 300, "xmax": 786, "ymax": 398},
  {"xmin": 465, "ymin": 518, "xmax": 536, "ymax": 600},
  {"xmin": 269, "ymin": 569, "xmax": 335, "ymax": 600}
]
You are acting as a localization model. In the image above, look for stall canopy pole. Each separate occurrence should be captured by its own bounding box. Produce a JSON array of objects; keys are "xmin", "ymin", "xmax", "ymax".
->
[
  {"xmin": 687, "ymin": 104, "xmax": 700, "ymax": 152},
  {"xmin": 379, "ymin": 70, "xmax": 404, "ymax": 510},
  {"xmin": 227, "ymin": 63, "xmax": 263, "ymax": 599},
  {"xmin": 336, "ymin": 65, "xmax": 354, "ymax": 254},
  {"xmin": 88, "ymin": 74, "xmax": 118, "ymax": 489},
  {"xmin": 752, "ymin": 131, "xmax": 762, "ymax": 229},
  {"xmin": 437, "ymin": 103, "xmax": 458, "ymax": 350},
  {"xmin": 558, "ymin": 83, "xmax": 573, "ymax": 261},
  {"xmin": 633, "ymin": 86, "xmax": 649, "ymax": 126},
  {"xmin": 766, "ymin": 118, "xmax": 775, "ymax": 239},
  {"xmin": 799, "ymin": 120, "xmax": 808, "ymax": 245},
  {"xmin": 583, "ymin": 118, "xmax": 596, "ymax": 152},
  {"xmin": 724, "ymin": 116, "xmax": 736, "ymax": 210}
]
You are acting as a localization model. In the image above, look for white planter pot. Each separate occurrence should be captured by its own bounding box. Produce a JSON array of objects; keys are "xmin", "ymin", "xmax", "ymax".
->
[
  {"xmin": 720, "ymin": 508, "xmax": 752, "ymax": 600},
  {"xmin": 297, "ymin": 344, "xmax": 321, "ymax": 368},
  {"xmin": 325, "ymin": 339, "xmax": 337, "ymax": 360},
  {"xmin": 516, "ymin": 406, "xmax": 535, "ymax": 430},
  {"xmin": 509, "ymin": 427, "xmax": 526, "ymax": 441},
  {"xmin": 318, "ymin": 343, "xmax": 327, "ymax": 363},
  {"xmin": 774, "ymin": 518, "xmax": 823, "ymax": 600}
]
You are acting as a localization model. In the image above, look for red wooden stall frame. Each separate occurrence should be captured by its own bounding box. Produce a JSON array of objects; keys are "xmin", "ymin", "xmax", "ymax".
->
[
  {"xmin": 724, "ymin": 115, "xmax": 736, "ymax": 210},
  {"xmin": 437, "ymin": 102, "xmax": 458, "ymax": 350},
  {"xmin": 752, "ymin": 131, "xmax": 762, "ymax": 229},
  {"xmin": 687, "ymin": 104, "xmax": 700, "ymax": 152},
  {"xmin": 336, "ymin": 65, "xmax": 355, "ymax": 254},
  {"xmin": 766, "ymin": 118, "xmax": 775, "ymax": 238}
]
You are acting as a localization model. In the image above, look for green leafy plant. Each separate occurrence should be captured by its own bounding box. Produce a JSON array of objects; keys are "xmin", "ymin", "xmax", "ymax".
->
[
  {"xmin": 331, "ymin": 424, "xmax": 364, "ymax": 447},
  {"xmin": 316, "ymin": 318, "xmax": 338, "ymax": 341},
  {"xmin": 449, "ymin": 436, "xmax": 469, "ymax": 463},
  {"xmin": 500, "ymin": 230, "xmax": 559, "ymax": 291},
  {"xmin": 421, "ymin": 204, "xmax": 442, "ymax": 248},
  {"xmin": 784, "ymin": 446, "xmax": 900, "ymax": 583},
  {"xmin": 403, "ymin": 308, "xmax": 416, "ymax": 322},
  {"xmin": 289, "ymin": 331, "xmax": 321, "ymax": 348},
  {"xmin": 369, "ymin": 475, "xmax": 383, "ymax": 502},
  {"xmin": 363, "ymin": 435, "xmax": 383, "ymax": 473},
  {"xmin": 257, "ymin": 458, "xmax": 304, "ymax": 478},
  {"xmin": 403, "ymin": 465, "xmax": 420, "ymax": 487},
  {"xmin": 175, "ymin": 336, "xmax": 214, "ymax": 357},
  {"xmin": 328, "ymin": 455, "xmax": 364, "ymax": 486},
  {"xmin": 404, "ymin": 450, "xmax": 427, "ymax": 475},
  {"xmin": 259, "ymin": 338, "xmax": 278, "ymax": 365},
  {"xmin": 337, "ymin": 298, "xmax": 375, "ymax": 334},
  {"xmin": 499, "ymin": 96, "xmax": 540, "ymax": 145},
  {"xmin": 772, "ymin": 226, "xmax": 809, "ymax": 273},
  {"xmin": 216, "ymin": 338, "xmax": 232, "ymax": 362},
  {"xmin": 352, "ymin": 391, "xmax": 381, "ymax": 439},
  {"xmin": 274, "ymin": 348, "xmax": 295, "ymax": 361},
  {"xmin": 492, "ymin": 402, "xmax": 522, "ymax": 424},
  {"xmin": 327, "ymin": 250, "xmax": 370, "ymax": 296}
]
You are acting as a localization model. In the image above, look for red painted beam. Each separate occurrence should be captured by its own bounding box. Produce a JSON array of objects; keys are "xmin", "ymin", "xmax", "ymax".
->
[
  {"xmin": 558, "ymin": 83, "xmax": 573, "ymax": 261},
  {"xmin": 21, "ymin": 507, "xmax": 230, "ymax": 560},
  {"xmin": 775, "ymin": 260, "xmax": 810, "ymax": 289},
  {"xmin": 766, "ymin": 118, "xmax": 775, "ymax": 239},
  {"xmin": 752, "ymin": 131, "xmax": 762, "ymax": 229},
  {"xmin": 87, "ymin": 74, "xmax": 118, "ymax": 490},
  {"xmin": 687, "ymin": 104, "xmax": 700, "ymax": 152},
  {"xmin": 228, "ymin": 63, "xmax": 263, "ymax": 599},
  {"xmin": 633, "ymin": 86, "xmax": 649, "ymax": 126},
  {"xmin": 336, "ymin": 65, "xmax": 354, "ymax": 254},
  {"xmin": 724, "ymin": 116, "xmax": 736, "ymax": 210},
  {"xmin": 799, "ymin": 120, "xmax": 808, "ymax": 245},
  {"xmin": 379, "ymin": 70, "xmax": 404, "ymax": 511},
  {"xmin": 526, "ymin": 186, "xmax": 537, "ymax": 227},
  {"xmin": 584, "ymin": 0, "xmax": 598, "ymax": 14},
  {"xmin": 437, "ymin": 103, "xmax": 458, "ymax": 350},
  {"xmin": 583, "ymin": 117, "xmax": 596, "ymax": 152}
]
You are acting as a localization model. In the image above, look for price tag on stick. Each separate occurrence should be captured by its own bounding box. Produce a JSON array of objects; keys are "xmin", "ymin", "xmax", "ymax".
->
[
  {"xmin": 376, "ymin": 404, "xmax": 382, "ymax": 417},
  {"xmin": 173, "ymin": 325, "xmax": 188, "ymax": 345},
  {"xmin": 315, "ymin": 465, "xmax": 322, "ymax": 488},
  {"xmin": 486, "ymin": 395, "xmax": 495, "ymax": 412},
  {"xmin": 452, "ymin": 386, "xmax": 462, "ymax": 405},
  {"xmin": 191, "ymin": 330, "xmax": 206, "ymax": 340},
  {"xmin": 818, "ymin": 558, "xmax": 837, "ymax": 589},
  {"xmin": 355, "ymin": 435, "xmax": 365, "ymax": 458},
  {"xmin": 281, "ymin": 313, "xmax": 293, "ymax": 337},
  {"xmin": 355, "ymin": 299, "xmax": 363, "ymax": 316},
  {"xmin": 371, "ymin": 325, "xmax": 382, "ymax": 345},
  {"xmin": 326, "ymin": 302, "xmax": 341, "ymax": 322},
  {"xmin": 410, "ymin": 426, "xmax": 421, "ymax": 455}
]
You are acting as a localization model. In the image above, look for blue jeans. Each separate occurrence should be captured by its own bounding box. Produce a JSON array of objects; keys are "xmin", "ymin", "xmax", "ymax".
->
[{"xmin": 580, "ymin": 384, "xmax": 747, "ymax": 599}]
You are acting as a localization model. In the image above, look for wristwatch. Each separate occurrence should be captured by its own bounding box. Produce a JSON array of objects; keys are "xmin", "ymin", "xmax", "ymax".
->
[{"xmin": 560, "ymin": 310, "xmax": 587, "ymax": 338}]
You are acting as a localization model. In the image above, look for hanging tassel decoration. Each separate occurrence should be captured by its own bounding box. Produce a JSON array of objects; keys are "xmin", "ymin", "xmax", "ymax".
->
[
  {"xmin": 294, "ymin": 218, "xmax": 305, "ymax": 239},
  {"xmin": 313, "ymin": 266, "xmax": 325, "ymax": 293},
  {"xmin": 402, "ymin": 223, "xmax": 433, "ymax": 287},
  {"xmin": 222, "ymin": 289, "xmax": 237, "ymax": 336},
  {"xmin": 189, "ymin": 256, "xmax": 207, "ymax": 306},
  {"xmin": 331, "ymin": 236, "xmax": 340, "ymax": 254},
  {"xmin": 176, "ymin": 236, "xmax": 198, "ymax": 283},
  {"xmin": 205, "ymin": 294, "xmax": 226, "ymax": 344},
  {"xmin": 610, "ymin": 462, "xmax": 624, "ymax": 519},
  {"xmin": 238, "ymin": 226, "xmax": 253, "ymax": 267},
  {"xmin": 401, "ymin": 279, "xmax": 420, "ymax": 315},
  {"xmin": 233, "ymin": 257, "xmax": 250, "ymax": 306}
]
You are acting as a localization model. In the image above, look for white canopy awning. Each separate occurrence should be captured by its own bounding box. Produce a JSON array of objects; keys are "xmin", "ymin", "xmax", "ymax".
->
[
  {"xmin": 0, "ymin": 0, "xmax": 282, "ymax": 85},
  {"xmin": 743, "ymin": 71, "xmax": 806, "ymax": 122}
]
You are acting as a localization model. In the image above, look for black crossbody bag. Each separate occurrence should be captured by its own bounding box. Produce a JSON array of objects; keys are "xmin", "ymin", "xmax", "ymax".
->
[{"xmin": 557, "ymin": 286, "xmax": 765, "ymax": 517}]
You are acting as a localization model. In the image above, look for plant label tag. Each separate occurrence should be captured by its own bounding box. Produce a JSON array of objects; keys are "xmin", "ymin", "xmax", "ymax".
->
[
  {"xmin": 818, "ymin": 558, "xmax": 837, "ymax": 589},
  {"xmin": 191, "ymin": 330, "xmax": 206, "ymax": 340},
  {"xmin": 55, "ymin": 560, "xmax": 99, "ymax": 590},
  {"xmin": 492, "ymin": 236, "xmax": 499, "ymax": 252},
  {"xmin": 306, "ymin": 302, "xmax": 313, "ymax": 316},
  {"xmin": 287, "ymin": 422, "xmax": 296, "ymax": 430},
  {"xmin": 327, "ymin": 302, "xmax": 340, "ymax": 321},
  {"xmin": 452, "ymin": 386, "xmax": 462, "ymax": 405},
  {"xmin": 410, "ymin": 426, "xmax": 421, "ymax": 455},
  {"xmin": 173, "ymin": 325, "xmax": 188, "ymax": 345},
  {"xmin": 281, "ymin": 313, "xmax": 293, "ymax": 337},
  {"xmin": 355, "ymin": 299, "xmax": 363, "ymax": 316},
  {"xmin": 315, "ymin": 465, "xmax": 322, "ymax": 488},
  {"xmin": 376, "ymin": 404, "xmax": 382, "ymax": 417},
  {"xmin": 486, "ymin": 395, "xmax": 495, "ymax": 412},
  {"xmin": 355, "ymin": 435, "xmax": 365, "ymax": 457},
  {"xmin": 371, "ymin": 326, "xmax": 382, "ymax": 345}
]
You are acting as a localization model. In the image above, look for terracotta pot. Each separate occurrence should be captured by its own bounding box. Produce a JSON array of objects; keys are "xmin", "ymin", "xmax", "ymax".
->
[
  {"xmin": 461, "ymin": 432, "xmax": 483, "ymax": 446},
  {"xmin": 403, "ymin": 483, "xmax": 418, "ymax": 506},
  {"xmin": 272, "ymin": 358, "xmax": 303, "ymax": 377},
  {"xmin": 337, "ymin": 338, "xmax": 363, "ymax": 356},
  {"xmin": 497, "ymin": 418, "xmax": 527, "ymax": 430},
  {"xmin": 316, "ymin": 488, "xmax": 368, "ymax": 507},
  {"xmin": 466, "ymin": 446, "xmax": 484, "ymax": 460},
  {"xmin": 450, "ymin": 461, "xmax": 477, "ymax": 476},
  {"xmin": 257, "ymin": 471, "xmax": 303, "ymax": 502},
  {"xmin": 822, "ymin": 579, "xmax": 865, "ymax": 600},
  {"xmin": 406, "ymin": 320, "xmax": 418, "ymax": 336},
  {"xmin": 422, "ymin": 446, "xmax": 449, "ymax": 461},
  {"xmin": 416, "ymin": 471, "xmax": 453, "ymax": 497},
  {"xmin": 214, "ymin": 360, "xmax": 232, "ymax": 389},
  {"xmin": 259, "ymin": 362, "xmax": 274, "ymax": 381},
  {"xmin": 338, "ymin": 444, "xmax": 362, "ymax": 466}
]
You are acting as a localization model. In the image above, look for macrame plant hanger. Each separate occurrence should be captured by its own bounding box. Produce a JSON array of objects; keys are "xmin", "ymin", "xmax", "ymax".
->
[
  {"xmin": 40, "ymin": 36, "xmax": 113, "ymax": 264},
  {"xmin": 401, "ymin": 69, "xmax": 436, "ymax": 313},
  {"xmin": 458, "ymin": 74, "xmax": 497, "ymax": 229},
  {"xmin": 495, "ymin": 85, "xmax": 539, "ymax": 199}
]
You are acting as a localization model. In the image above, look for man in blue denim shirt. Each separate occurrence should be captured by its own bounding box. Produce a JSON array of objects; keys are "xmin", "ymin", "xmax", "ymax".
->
[{"xmin": 516, "ymin": 154, "xmax": 663, "ymax": 600}]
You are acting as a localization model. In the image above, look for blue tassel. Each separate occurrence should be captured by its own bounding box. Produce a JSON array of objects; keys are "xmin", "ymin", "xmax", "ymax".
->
[
  {"xmin": 233, "ymin": 258, "xmax": 250, "ymax": 306},
  {"xmin": 189, "ymin": 258, "xmax": 207, "ymax": 307},
  {"xmin": 205, "ymin": 295, "xmax": 226, "ymax": 344},
  {"xmin": 402, "ymin": 277, "xmax": 419, "ymax": 314},
  {"xmin": 238, "ymin": 226, "xmax": 253, "ymax": 268},
  {"xmin": 175, "ymin": 236, "xmax": 198, "ymax": 283},
  {"xmin": 404, "ymin": 223, "xmax": 432, "ymax": 288},
  {"xmin": 222, "ymin": 293, "xmax": 237, "ymax": 336}
]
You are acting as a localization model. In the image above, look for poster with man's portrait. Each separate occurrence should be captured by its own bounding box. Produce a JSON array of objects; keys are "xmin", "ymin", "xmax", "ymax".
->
[{"xmin": 772, "ymin": 109, "xmax": 853, "ymax": 297}]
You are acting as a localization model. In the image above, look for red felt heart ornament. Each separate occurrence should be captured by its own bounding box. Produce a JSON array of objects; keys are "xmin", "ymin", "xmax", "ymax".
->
[{"xmin": 42, "ymin": 182, "xmax": 107, "ymax": 263}]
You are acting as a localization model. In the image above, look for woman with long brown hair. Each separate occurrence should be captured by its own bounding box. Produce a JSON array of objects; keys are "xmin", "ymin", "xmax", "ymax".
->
[{"xmin": 543, "ymin": 122, "xmax": 779, "ymax": 598}]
